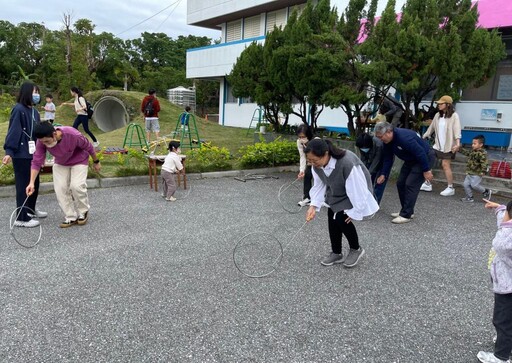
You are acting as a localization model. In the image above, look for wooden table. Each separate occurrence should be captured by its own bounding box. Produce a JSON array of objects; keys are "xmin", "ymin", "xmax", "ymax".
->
[{"xmin": 147, "ymin": 154, "xmax": 187, "ymax": 192}]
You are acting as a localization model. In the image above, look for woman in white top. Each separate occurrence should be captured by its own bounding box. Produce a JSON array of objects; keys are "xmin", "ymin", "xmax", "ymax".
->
[
  {"xmin": 421, "ymin": 95, "xmax": 461, "ymax": 196},
  {"xmin": 296, "ymin": 123, "xmax": 314, "ymax": 207},
  {"xmin": 66, "ymin": 87, "xmax": 99, "ymax": 148}
]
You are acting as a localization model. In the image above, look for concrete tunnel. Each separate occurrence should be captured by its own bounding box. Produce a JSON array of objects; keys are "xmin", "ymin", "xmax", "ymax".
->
[{"xmin": 92, "ymin": 96, "xmax": 130, "ymax": 132}]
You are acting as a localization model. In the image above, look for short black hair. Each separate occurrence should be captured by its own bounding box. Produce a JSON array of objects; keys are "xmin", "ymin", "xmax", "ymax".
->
[
  {"xmin": 45, "ymin": 94, "xmax": 53, "ymax": 99},
  {"xmin": 168, "ymin": 140, "xmax": 180, "ymax": 151},
  {"xmin": 185, "ymin": 106, "xmax": 191, "ymax": 112},
  {"xmin": 356, "ymin": 133, "xmax": 373, "ymax": 149},
  {"xmin": 473, "ymin": 134, "xmax": 485, "ymax": 145},
  {"xmin": 296, "ymin": 123, "xmax": 314, "ymax": 141},
  {"xmin": 34, "ymin": 121, "xmax": 56, "ymax": 139},
  {"xmin": 149, "ymin": 89, "xmax": 156, "ymax": 95}
]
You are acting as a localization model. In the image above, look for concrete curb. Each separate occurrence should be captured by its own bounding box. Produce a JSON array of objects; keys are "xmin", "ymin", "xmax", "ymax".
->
[{"xmin": 0, "ymin": 165, "xmax": 298, "ymax": 198}]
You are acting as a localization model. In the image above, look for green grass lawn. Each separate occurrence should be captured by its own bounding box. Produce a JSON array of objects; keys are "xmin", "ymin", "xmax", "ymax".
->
[{"xmin": 0, "ymin": 90, "xmax": 258, "ymax": 185}]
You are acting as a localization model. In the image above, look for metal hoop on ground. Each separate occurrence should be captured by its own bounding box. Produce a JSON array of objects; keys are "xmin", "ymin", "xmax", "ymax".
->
[
  {"xmin": 277, "ymin": 178, "xmax": 303, "ymax": 214},
  {"xmin": 9, "ymin": 195, "xmax": 43, "ymax": 248},
  {"xmin": 174, "ymin": 185, "xmax": 192, "ymax": 200},
  {"xmin": 232, "ymin": 220, "xmax": 309, "ymax": 278}
]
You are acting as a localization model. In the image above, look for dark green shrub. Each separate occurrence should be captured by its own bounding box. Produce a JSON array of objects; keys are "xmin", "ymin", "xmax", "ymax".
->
[
  {"xmin": 186, "ymin": 144, "xmax": 232, "ymax": 173},
  {"xmin": 238, "ymin": 138, "xmax": 299, "ymax": 168}
]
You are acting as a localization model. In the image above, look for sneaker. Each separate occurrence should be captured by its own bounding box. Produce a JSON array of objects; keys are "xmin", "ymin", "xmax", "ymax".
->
[
  {"xmin": 161, "ymin": 193, "xmax": 166, "ymax": 198},
  {"xmin": 392, "ymin": 216, "xmax": 411, "ymax": 224},
  {"xmin": 320, "ymin": 252, "xmax": 344, "ymax": 266},
  {"xmin": 13, "ymin": 219, "xmax": 40, "ymax": 228},
  {"xmin": 27, "ymin": 210, "xmax": 48, "ymax": 218},
  {"xmin": 460, "ymin": 197, "xmax": 474, "ymax": 203},
  {"xmin": 93, "ymin": 141, "xmax": 100, "ymax": 148},
  {"xmin": 59, "ymin": 219, "xmax": 77, "ymax": 228},
  {"xmin": 391, "ymin": 213, "xmax": 414, "ymax": 219},
  {"xmin": 440, "ymin": 186, "xmax": 455, "ymax": 196},
  {"xmin": 477, "ymin": 351, "xmax": 510, "ymax": 363},
  {"xmin": 420, "ymin": 181, "xmax": 432, "ymax": 192},
  {"xmin": 483, "ymin": 189, "xmax": 495, "ymax": 199},
  {"xmin": 297, "ymin": 198, "xmax": 311, "ymax": 207},
  {"xmin": 343, "ymin": 248, "xmax": 365, "ymax": 267},
  {"xmin": 77, "ymin": 212, "xmax": 88, "ymax": 225},
  {"xmin": 165, "ymin": 196, "xmax": 177, "ymax": 202}
]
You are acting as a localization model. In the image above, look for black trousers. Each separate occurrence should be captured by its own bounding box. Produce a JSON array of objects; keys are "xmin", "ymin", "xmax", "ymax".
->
[
  {"xmin": 327, "ymin": 209, "xmax": 359, "ymax": 254},
  {"xmin": 303, "ymin": 165, "xmax": 312, "ymax": 199},
  {"xmin": 493, "ymin": 292, "xmax": 512, "ymax": 360},
  {"xmin": 12, "ymin": 158, "xmax": 40, "ymax": 221},
  {"xmin": 396, "ymin": 150, "xmax": 435, "ymax": 218},
  {"xmin": 73, "ymin": 114, "xmax": 97, "ymax": 142}
]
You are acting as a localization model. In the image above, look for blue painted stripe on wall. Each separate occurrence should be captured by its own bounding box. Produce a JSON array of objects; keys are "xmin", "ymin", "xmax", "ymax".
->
[{"xmin": 187, "ymin": 36, "xmax": 266, "ymax": 52}]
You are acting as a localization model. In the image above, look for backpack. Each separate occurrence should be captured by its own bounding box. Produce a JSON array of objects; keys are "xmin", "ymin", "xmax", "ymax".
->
[
  {"xmin": 78, "ymin": 97, "xmax": 94, "ymax": 119},
  {"xmin": 144, "ymin": 98, "xmax": 155, "ymax": 117}
]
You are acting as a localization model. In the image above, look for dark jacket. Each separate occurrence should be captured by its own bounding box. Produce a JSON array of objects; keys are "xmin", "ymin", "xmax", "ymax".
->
[
  {"xmin": 381, "ymin": 128, "xmax": 431, "ymax": 177},
  {"xmin": 359, "ymin": 137, "xmax": 384, "ymax": 176},
  {"xmin": 3, "ymin": 103, "xmax": 41, "ymax": 159}
]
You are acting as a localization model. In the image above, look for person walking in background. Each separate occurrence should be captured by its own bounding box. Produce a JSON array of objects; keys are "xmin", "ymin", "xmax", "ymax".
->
[
  {"xmin": 2, "ymin": 81, "xmax": 47, "ymax": 227},
  {"xmin": 355, "ymin": 132, "xmax": 389, "ymax": 205},
  {"xmin": 304, "ymin": 139, "xmax": 378, "ymax": 268},
  {"xmin": 476, "ymin": 199, "xmax": 512, "ymax": 363},
  {"xmin": 161, "ymin": 140, "xmax": 184, "ymax": 202},
  {"xmin": 459, "ymin": 134, "xmax": 490, "ymax": 203},
  {"xmin": 64, "ymin": 87, "xmax": 99, "ymax": 148},
  {"xmin": 421, "ymin": 95, "xmax": 461, "ymax": 196},
  {"xmin": 43, "ymin": 94, "xmax": 56, "ymax": 123},
  {"xmin": 26, "ymin": 122, "xmax": 101, "ymax": 228},
  {"xmin": 296, "ymin": 123, "xmax": 314, "ymax": 207},
  {"xmin": 141, "ymin": 89, "xmax": 161, "ymax": 143},
  {"xmin": 375, "ymin": 121, "xmax": 435, "ymax": 224}
]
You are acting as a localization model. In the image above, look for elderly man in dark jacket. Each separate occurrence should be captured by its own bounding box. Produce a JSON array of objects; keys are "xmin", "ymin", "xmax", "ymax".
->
[{"xmin": 375, "ymin": 122, "xmax": 435, "ymax": 224}]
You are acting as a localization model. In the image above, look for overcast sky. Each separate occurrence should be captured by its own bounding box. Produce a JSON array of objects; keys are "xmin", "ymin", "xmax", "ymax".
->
[{"xmin": 1, "ymin": 0, "xmax": 406, "ymax": 41}]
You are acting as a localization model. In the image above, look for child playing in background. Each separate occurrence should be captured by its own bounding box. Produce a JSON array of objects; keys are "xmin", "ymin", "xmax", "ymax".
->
[
  {"xmin": 181, "ymin": 106, "xmax": 191, "ymax": 131},
  {"xmin": 459, "ymin": 134, "xmax": 490, "ymax": 203},
  {"xmin": 161, "ymin": 141, "xmax": 183, "ymax": 202},
  {"xmin": 43, "ymin": 94, "xmax": 56, "ymax": 123},
  {"xmin": 477, "ymin": 199, "xmax": 512, "ymax": 363}
]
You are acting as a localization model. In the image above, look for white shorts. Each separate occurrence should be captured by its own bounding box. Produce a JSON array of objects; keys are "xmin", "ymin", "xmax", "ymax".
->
[{"xmin": 145, "ymin": 117, "xmax": 160, "ymax": 132}]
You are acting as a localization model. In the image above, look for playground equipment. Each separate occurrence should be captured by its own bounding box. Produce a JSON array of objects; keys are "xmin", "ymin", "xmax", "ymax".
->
[
  {"xmin": 172, "ymin": 112, "xmax": 201, "ymax": 150},
  {"xmin": 123, "ymin": 123, "xmax": 147, "ymax": 149},
  {"xmin": 246, "ymin": 107, "xmax": 269, "ymax": 136}
]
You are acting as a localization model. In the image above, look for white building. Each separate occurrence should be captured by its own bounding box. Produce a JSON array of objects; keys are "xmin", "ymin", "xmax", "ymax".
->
[{"xmin": 186, "ymin": 0, "xmax": 512, "ymax": 148}]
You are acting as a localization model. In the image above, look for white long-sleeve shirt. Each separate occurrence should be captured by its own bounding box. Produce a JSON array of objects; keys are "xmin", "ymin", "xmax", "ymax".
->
[{"xmin": 310, "ymin": 156, "xmax": 379, "ymax": 220}]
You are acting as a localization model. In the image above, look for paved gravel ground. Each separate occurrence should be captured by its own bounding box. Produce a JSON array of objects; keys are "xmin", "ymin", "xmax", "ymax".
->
[{"xmin": 0, "ymin": 173, "xmax": 507, "ymax": 362}]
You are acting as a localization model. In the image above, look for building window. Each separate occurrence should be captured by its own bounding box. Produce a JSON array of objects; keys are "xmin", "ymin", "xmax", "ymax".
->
[
  {"xmin": 266, "ymin": 9, "xmax": 287, "ymax": 33},
  {"xmin": 462, "ymin": 61, "xmax": 512, "ymax": 101},
  {"xmin": 244, "ymin": 15, "xmax": 261, "ymax": 39},
  {"xmin": 225, "ymin": 82, "xmax": 237, "ymax": 103},
  {"xmin": 226, "ymin": 20, "xmax": 242, "ymax": 42}
]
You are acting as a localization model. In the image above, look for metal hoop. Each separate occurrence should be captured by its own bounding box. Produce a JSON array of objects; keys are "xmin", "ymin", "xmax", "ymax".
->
[
  {"xmin": 9, "ymin": 204, "xmax": 43, "ymax": 248},
  {"xmin": 232, "ymin": 232, "xmax": 283, "ymax": 278}
]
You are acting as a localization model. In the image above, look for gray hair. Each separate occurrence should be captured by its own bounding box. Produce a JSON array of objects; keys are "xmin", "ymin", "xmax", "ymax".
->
[{"xmin": 374, "ymin": 121, "xmax": 393, "ymax": 135}]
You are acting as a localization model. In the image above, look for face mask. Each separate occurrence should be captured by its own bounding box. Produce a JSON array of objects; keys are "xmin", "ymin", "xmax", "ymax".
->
[
  {"xmin": 45, "ymin": 138, "xmax": 58, "ymax": 148},
  {"xmin": 32, "ymin": 94, "xmax": 41, "ymax": 104},
  {"xmin": 360, "ymin": 148, "xmax": 370, "ymax": 153}
]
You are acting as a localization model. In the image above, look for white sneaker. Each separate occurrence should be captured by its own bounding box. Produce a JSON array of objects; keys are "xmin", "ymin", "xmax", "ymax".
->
[
  {"xmin": 297, "ymin": 198, "xmax": 311, "ymax": 207},
  {"xmin": 477, "ymin": 351, "xmax": 510, "ymax": 363},
  {"xmin": 166, "ymin": 196, "xmax": 177, "ymax": 202},
  {"xmin": 27, "ymin": 210, "xmax": 48, "ymax": 218},
  {"xmin": 93, "ymin": 141, "xmax": 100, "ymax": 148},
  {"xmin": 391, "ymin": 213, "xmax": 414, "ymax": 219},
  {"xmin": 420, "ymin": 181, "xmax": 432, "ymax": 192},
  {"xmin": 440, "ymin": 186, "xmax": 455, "ymax": 196},
  {"xmin": 391, "ymin": 216, "xmax": 411, "ymax": 224},
  {"xmin": 13, "ymin": 219, "xmax": 40, "ymax": 228}
]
